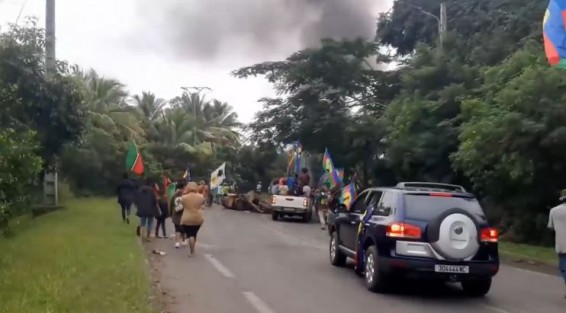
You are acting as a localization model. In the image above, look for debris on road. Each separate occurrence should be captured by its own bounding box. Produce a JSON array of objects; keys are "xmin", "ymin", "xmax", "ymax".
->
[{"xmin": 222, "ymin": 191, "xmax": 272, "ymax": 214}]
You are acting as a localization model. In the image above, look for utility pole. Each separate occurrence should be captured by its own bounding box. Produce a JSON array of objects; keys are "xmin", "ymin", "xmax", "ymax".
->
[
  {"xmin": 46, "ymin": 0, "xmax": 56, "ymax": 72},
  {"xmin": 44, "ymin": 0, "xmax": 58, "ymax": 207},
  {"xmin": 180, "ymin": 86, "xmax": 212, "ymax": 146},
  {"xmin": 400, "ymin": 0, "xmax": 447, "ymax": 47},
  {"xmin": 439, "ymin": 2, "xmax": 447, "ymax": 47}
]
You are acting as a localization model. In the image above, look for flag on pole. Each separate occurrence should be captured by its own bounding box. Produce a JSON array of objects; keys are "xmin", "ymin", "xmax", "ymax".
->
[
  {"xmin": 167, "ymin": 183, "xmax": 177, "ymax": 200},
  {"xmin": 322, "ymin": 148, "xmax": 342, "ymax": 188},
  {"xmin": 125, "ymin": 141, "xmax": 144, "ymax": 176},
  {"xmin": 163, "ymin": 176, "xmax": 171, "ymax": 200},
  {"xmin": 339, "ymin": 183, "xmax": 356, "ymax": 209},
  {"xmin": 210, "ymin": 162, "xmax": 226, "ymax": 190},
  {"xmin": 293, "ymin": 141, "xmax": 302, "ymax": 174},
  {"xmin": 544, "ymin": 1, "xmax": 566, "ymax": 68}
]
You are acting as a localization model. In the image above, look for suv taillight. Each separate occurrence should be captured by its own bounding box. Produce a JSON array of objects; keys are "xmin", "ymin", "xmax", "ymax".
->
[
  {"xmin": 271, "ymin": 196, "xmax": 276, "ymax": 204},
  {"xmin": 386, "ymin": 223, "xmax": 421, "ymax": 239},
  {"xmin": 480, "ymin": 227, "xmax": 498, "ymax": 243},
  {"xmin": 303, "ymin": 198, "xmax": 308, "ymax": 207}
]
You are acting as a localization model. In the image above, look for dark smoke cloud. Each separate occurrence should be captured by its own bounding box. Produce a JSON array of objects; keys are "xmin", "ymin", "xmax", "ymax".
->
[{"xmin": 131, "ymin": 0, "xmax": 392, "ymax": 61}]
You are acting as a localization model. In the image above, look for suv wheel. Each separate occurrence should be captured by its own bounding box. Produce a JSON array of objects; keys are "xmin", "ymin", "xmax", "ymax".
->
[
  {"xmin": 272, "ymin": 212, "xmax": 279, "ymax": 221},
  {"xmin": 329, "ymin": 231, "xmax": 346, "ymax": 266},
  {"xmin": 365, "ymin": 246, "xmax": 389, "ymax": 293},
  {"xmin": 461, "ymin": 278, "xmax": 492, "ymax": 297}
]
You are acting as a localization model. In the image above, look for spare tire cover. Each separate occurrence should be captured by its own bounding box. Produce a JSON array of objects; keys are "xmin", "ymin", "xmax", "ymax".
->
[{"xmin": 430, "ymin": 212, "xmax": 479, "ymax": 261}]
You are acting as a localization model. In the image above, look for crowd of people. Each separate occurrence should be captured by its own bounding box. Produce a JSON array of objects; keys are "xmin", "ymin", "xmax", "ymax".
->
[{"xmin": 115, "ymin": 173, "xmax": 211, "ymax": 257}]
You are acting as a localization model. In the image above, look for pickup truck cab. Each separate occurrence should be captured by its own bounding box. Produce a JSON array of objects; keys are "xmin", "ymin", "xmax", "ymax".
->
[{"xmin": 271, "ymin": 194, "xmax": 312, "ymax": 223}]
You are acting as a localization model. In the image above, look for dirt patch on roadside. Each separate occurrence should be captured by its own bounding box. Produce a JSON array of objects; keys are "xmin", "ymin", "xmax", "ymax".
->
[{"xmin": 143, "ymin": 241, "xmax": 177, "ymax": 313}]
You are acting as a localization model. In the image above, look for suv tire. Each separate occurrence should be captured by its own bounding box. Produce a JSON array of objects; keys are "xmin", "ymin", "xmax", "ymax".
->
[
  {"xmin": 272, "ymin": 211, "xmax": 279, "ymax": 221},
  {"xmin": 329, "ymin": 231, "xmax": 346, "ymax": 267},
  {"xmin": 365, "ymin": 246, "xmax": 389, "ymax": 293},
  {"xmin": 461, "ymin": 278, "xmax": 492, "ymax": 297}
]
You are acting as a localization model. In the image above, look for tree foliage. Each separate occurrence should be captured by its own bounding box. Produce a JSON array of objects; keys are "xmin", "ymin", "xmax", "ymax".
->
[
  {"xmin": 0, "ymin": 21, "xmax": 283, "ymax": 236},
  {"xmin": 238, "ymin": 0, "xmax": 559, "ymax": 244}
]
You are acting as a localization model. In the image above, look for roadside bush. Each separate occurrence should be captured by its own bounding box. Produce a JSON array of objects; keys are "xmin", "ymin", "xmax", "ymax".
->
[{"xmin": 0, "ymin": 129, "xmax": 43, "ymax": 236}]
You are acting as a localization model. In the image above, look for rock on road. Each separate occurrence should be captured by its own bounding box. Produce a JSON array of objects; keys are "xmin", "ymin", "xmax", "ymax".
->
[{"xmin": 149, "ymin": 206, "xmax": 565, "ymax": 313}]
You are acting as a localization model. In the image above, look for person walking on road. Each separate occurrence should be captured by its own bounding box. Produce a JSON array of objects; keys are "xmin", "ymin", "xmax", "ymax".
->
[
  {"xmin": 135, "ymin": 178, "xmax": 161, "ymax": 243},
  {"xmin": 180, "ymin": 182, "xmax": 206, "ymax": 257},
  {"xmin": 198, "ymin": 180, "xmax": 211, "ymax": 207},
  {"xmin": 548, "ymin": 189, "xmax": 566, "ymax": 298},
  {"xmin": 116, "ymin": 173, "xmax": 136, "ymax": 224},
  {"xmin": 170, "ymin": 180, "xmax": 187, "ymax": 249},
  {"xmin": 315, "ymin": 186, "xmax": 329, "ymax": 230},
  {"xmin": 155, "ymin": 188, "xmax": 169, "ymax": 238}
]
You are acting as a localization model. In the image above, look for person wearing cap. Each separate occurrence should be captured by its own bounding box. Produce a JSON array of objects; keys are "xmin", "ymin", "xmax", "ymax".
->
[{"xmin": 548, "ymin": 189, "xmax": 566, "ymax": 298}]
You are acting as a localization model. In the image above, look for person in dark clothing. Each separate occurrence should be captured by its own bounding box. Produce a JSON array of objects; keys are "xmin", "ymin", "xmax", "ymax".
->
[
  {"xmin": 298, "ymin": 168, "xmax": 310, "ymax": 188},
  {"xmin": 135, "ymin": 178, "xmax": 161, "ymax": 243},
  {"xmin": 116, "ymin": 173, "xmax": 136, "ymax": 224},
  {"xmin": 155, "ymin": 188, "xmax": 169, "ymax": 238}
]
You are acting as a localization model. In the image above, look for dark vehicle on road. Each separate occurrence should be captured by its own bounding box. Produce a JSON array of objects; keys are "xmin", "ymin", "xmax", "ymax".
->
[{"xmin": 327, "ymin": 182, "xmax": 499, "ymax": 296}]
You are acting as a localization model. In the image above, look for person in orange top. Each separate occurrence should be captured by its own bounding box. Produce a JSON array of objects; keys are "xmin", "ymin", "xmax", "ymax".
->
[{"xmin": 198, "ymin": 180, "xmax": 210, "ymax": 206}]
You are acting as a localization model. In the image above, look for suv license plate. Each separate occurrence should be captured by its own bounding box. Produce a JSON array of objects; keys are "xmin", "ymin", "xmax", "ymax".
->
[{"xmin": 434, "ymin": 265, "xmax": 469, "ymax": 274}]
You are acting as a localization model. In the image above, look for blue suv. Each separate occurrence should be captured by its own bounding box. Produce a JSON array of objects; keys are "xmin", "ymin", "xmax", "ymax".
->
[{"xmin": 327, "ymin": 182, "xmax": 499, "ymax": 296}]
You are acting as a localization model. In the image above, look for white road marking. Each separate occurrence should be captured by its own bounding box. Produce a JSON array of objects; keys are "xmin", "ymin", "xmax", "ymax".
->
[
  {"xmin": 204, "ymin": 253, "xmax": 235, "ymax": 278},
  {"xmin": 243, "ymin": 291, "xmax": 277, "ymax": 313},
  {"xmin": 198, "ymin": 243, "xmax": 220, "ymax": 249}
]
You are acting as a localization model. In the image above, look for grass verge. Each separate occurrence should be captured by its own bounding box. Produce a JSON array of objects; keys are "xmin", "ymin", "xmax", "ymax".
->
[
  {"xmin": 499, "ymin": 241, "xmax": 558, "ymax": 266},
  {"xmin": 0, "ymin": 197, "xmax": 153, "ymax": 313}
]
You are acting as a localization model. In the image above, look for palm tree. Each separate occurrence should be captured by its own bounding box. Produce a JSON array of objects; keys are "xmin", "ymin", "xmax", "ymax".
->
[
  {"xmin": 73, "ymin": 67, "xmax": 145, "ymax": 141},
  {"xmin": 132, "ymin": 91, "xmax": 167, "ymax": 122}
]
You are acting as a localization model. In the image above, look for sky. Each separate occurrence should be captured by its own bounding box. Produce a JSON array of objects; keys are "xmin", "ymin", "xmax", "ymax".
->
[{"xmin": 0, "ymin": 0, "xmax": 394, "ymax": 123}]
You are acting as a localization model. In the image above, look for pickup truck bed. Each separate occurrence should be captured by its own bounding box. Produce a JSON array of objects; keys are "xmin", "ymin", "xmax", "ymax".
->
[{"xmin": 271, "ymin": 194, "xmax": 312, "ymax": 223}]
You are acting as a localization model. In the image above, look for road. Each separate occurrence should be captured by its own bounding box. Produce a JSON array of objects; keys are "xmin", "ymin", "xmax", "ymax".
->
[{"xmin": 150, "ymin": 206, "xmax": 565, "ymax": 313}]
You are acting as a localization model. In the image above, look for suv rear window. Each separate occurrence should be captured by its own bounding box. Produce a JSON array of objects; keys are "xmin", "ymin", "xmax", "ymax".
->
[{"xmin": 403, "ymin": 194, "xmax": 486, "ymax": 222}]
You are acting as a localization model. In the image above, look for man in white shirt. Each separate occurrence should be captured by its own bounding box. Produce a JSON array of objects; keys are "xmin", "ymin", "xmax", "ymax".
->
[{"xmin": 548, "ymin": 190, "xmax": 566, "ymax": 298}]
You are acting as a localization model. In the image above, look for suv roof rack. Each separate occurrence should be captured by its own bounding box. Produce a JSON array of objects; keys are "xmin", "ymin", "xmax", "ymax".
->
[{"xmin": 395, "ymin": 182, "xmax": 466, "ymax": 193}]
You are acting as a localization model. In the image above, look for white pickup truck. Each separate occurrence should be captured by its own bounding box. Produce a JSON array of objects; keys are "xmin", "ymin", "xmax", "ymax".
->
[{"xmin": 271, "ymin": 194, "xmax": 312, "ymax": 223}]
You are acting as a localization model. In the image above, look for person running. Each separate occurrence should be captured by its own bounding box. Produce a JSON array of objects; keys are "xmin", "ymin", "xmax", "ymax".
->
[
  {"xmin": 180, "ymin": 182, "xmax": 206, "ymax": 257},
  {"xmin": 548, "ymin": 190, "xmax": 566, "ymax": 298},
  {"xmin": 170, "ymin": 180, "xmax": 187, "ymax": 249},
  {"xmin": 155, "ymin": 188, "xmax": 169, "ymax": 238},
  {"xmin": 134, "ymin": 178, "xmax": 161, "ymax": 243},
  {"xmin": 116, "ymin": 173, "xmax": 136, "ymax": 224}
]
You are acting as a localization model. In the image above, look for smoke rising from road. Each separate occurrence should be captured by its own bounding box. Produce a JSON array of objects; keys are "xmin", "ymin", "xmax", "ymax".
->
[{"xmin": 132, "ymin": 0, "xmax": 392, "ymax": 61}]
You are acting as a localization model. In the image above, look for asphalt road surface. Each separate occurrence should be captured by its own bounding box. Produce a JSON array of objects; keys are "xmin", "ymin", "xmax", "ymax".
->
[{"xmin": 150, "ymin": 206, "xmax": 565, "ymax": 313}]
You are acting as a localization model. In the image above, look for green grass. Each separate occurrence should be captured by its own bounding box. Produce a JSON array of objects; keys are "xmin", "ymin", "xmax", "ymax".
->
[
  {"xmin": 0, "ymin": 197, "xmax": 154, "ymax": 313},
  {"xmin": 499, "ymin": 241, "xmax": 558, "ymax": 266}
]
